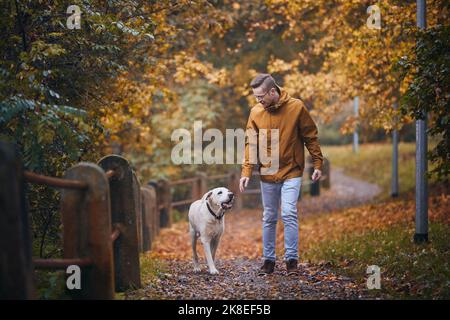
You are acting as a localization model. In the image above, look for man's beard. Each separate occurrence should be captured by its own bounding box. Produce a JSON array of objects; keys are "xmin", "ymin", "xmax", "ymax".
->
[{"xmin": 263, "ymin": 101, "xmax": 277, "ymax": 112}]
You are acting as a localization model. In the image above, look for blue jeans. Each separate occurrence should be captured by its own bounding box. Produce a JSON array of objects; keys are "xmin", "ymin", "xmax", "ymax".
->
[{"xmin": 260, "ymin": 177, "xmax": 302, "ymax": 261}]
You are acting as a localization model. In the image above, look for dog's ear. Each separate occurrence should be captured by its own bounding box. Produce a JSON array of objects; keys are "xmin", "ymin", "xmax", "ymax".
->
[{"xmin": 205, "ymin": 191, "xmax": 213, "ymax": 200}]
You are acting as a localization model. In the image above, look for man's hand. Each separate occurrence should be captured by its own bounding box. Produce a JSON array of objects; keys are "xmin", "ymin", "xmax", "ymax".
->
[
  {"xmin": 311, "ymin": 169, "xmax": 322, "ymax": 182},
  {"xmin": 239, "ymin": 177, "xmax": 250, "ymax": 193}
]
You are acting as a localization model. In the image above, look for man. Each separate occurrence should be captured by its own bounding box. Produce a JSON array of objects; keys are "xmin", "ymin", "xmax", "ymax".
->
[{"xmin": 240, "ymin": 73, "xmax": 323, "ymax": 275}]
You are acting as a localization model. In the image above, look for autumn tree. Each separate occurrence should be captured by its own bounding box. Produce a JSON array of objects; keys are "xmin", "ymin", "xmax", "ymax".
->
[
  {"xmin": 201, "ymin": 0, "xmax": 449, "ymax": 178},
  {"xmin": 0, "ymin": 0, "xmax": 229, "ymax": 255}
]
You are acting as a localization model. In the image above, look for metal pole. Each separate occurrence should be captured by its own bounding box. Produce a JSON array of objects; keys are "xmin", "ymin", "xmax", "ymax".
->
[
  {"xmin": 391, "ymin": 103, "xmax": 399, "ymax": 197},
  {"xmin": 353, "ymin": 96, "xmax": 359, "ymax": 153},
  {"xmin": 414, "ymin": 0, "xmax": 428, "ymax": 243}
]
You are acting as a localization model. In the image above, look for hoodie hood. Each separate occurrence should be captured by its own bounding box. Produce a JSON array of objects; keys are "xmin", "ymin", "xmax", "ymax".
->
[{"xmin": 263, "ymin": 85, "xmax": 290, "ymax": 112}]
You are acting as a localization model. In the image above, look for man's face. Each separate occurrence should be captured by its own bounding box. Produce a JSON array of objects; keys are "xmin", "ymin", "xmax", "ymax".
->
[{"xmin": 252, "ymin": 86, "xmax": 277, "ymax": 108}]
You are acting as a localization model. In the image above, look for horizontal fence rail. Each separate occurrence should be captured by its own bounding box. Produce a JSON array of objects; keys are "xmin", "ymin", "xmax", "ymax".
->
[
  {"xmin": 33, "ymin": 258, "xmax": 94, "ymax": 270},
  {"xmin": 24, "ymin": 171, "xmax": 88, "ymax": 189}
]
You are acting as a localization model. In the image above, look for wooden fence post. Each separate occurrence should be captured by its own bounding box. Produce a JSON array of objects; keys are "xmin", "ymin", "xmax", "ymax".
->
[
  {"xmin": 147, "ymin": 181, "xmax": 160, "ymax": 238},
  {"xmin": 60, "ymin": 162, "xmax": 115, "ymax": 299},
  {"xmin": 309, "ymin": 165, "xmax": 320, "ymax": 196},
  {"xmin": 141, "ymin": 187, "xmax": 156, "ymax": 252},
  {"xmin": 228, "ymin": 170, "xmax": 242, "ymax": 213},
  {"xmin": 158, "ymin": 178, "xmax": 172, "ymax": 228},
  {"xmin": 192, "ymin": 177, "xmax": 199, "ymax": 202},
  {"xmin": 132, "ymin": 171, "xmax": 143, "ymax": 253},
  {"xmin": 308, "ymin": 156, "xmax": 320, "ymax": 197},
  {"xmin": 0, "ymin": 142, "xmax": 36, "ymax": 299},
  {"xmin": 322, "ymin": 157, "xmax": 331, "ymax": 189},
  {"xmin": 98, "ymin": 155, "xmax": 141, "ymax": 291},
  {"xmin": 196, "ymin": 172, "xmax": 208, "ymax": 199}
]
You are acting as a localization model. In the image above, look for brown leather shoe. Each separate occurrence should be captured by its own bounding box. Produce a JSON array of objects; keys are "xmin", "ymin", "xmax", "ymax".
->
[
  {"xmin": 286, "ymin": 259, "xmax": 298, "ymax": 275},
  {"xmin": 258, "ymin": 260, "xmax": 275, "ymax": 275}
]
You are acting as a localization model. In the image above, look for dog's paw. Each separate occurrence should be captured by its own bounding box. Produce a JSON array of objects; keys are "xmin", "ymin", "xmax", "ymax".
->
[
  {"xmin": 193, "ymin": 266, "xmax": 201, "ymax": 273},
  {"xmin": 209, "ymin": 268, "xmax": 219, "ymax": 275}
]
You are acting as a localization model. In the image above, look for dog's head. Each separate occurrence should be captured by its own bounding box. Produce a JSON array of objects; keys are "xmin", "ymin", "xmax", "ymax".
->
[{"xmin": 204, "ymin": 187, "xmax": 235, "ymax": 210}]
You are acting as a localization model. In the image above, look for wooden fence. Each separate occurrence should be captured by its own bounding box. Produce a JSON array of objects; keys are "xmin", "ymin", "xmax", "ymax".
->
[
  {"xmin": 0, "ymin": 141, "xmax": 330, "ymax": 299},
  {"xmin": 0, "ymin": 143, "xmax": 158, "ymax": 299}
]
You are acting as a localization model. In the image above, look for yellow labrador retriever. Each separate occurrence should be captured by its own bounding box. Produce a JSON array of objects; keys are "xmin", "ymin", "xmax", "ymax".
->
[{"xmin": 188, "ymin": 187, "xmax": 234, "ymax": 274}]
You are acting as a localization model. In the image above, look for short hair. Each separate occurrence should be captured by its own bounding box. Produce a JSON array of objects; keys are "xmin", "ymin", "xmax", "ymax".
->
[{"xmin": 250, "ymin": 73, "xmax": 277, "ymax": 91}]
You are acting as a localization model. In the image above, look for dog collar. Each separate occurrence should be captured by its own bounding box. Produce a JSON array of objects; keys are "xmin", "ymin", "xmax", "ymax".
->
[{"xmin": 206, "ymin": 202, "xmax": 224, "ymax": 220}]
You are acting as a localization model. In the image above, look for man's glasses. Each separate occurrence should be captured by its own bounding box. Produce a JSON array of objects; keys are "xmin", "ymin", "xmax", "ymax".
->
[{"xmin": 254, "ymin": 89, "xmax": 271, "ymax": 101}]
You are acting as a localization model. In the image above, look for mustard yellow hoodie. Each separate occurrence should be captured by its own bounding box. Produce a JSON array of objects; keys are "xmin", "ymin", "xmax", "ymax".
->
[{"xmin": 241, "ymin": 87, "xmax": 323, "ymax": 183}]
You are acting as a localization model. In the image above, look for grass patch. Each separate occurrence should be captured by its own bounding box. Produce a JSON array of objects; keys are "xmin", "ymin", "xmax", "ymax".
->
[
  {"xmin": 321, "ymin": 143, "xmax": 436, "ymax": 199},
  {"xmin": 172, "ymin": 208, "xmax": 188, "ymax": 223},
  {"xmin": 120, "ymin": 253, "xmax": 168, "ymax": 300},
  {"xmin": 34, "ymin": 270, "xmax": 71, "ymax": 300},
  {"xmin": 304, "ymin": 222, "xmax": 450, "ymax": 299},
  {"xmin": 140, "ymin": 253, "xmax": 168, "ymax": 284}
]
